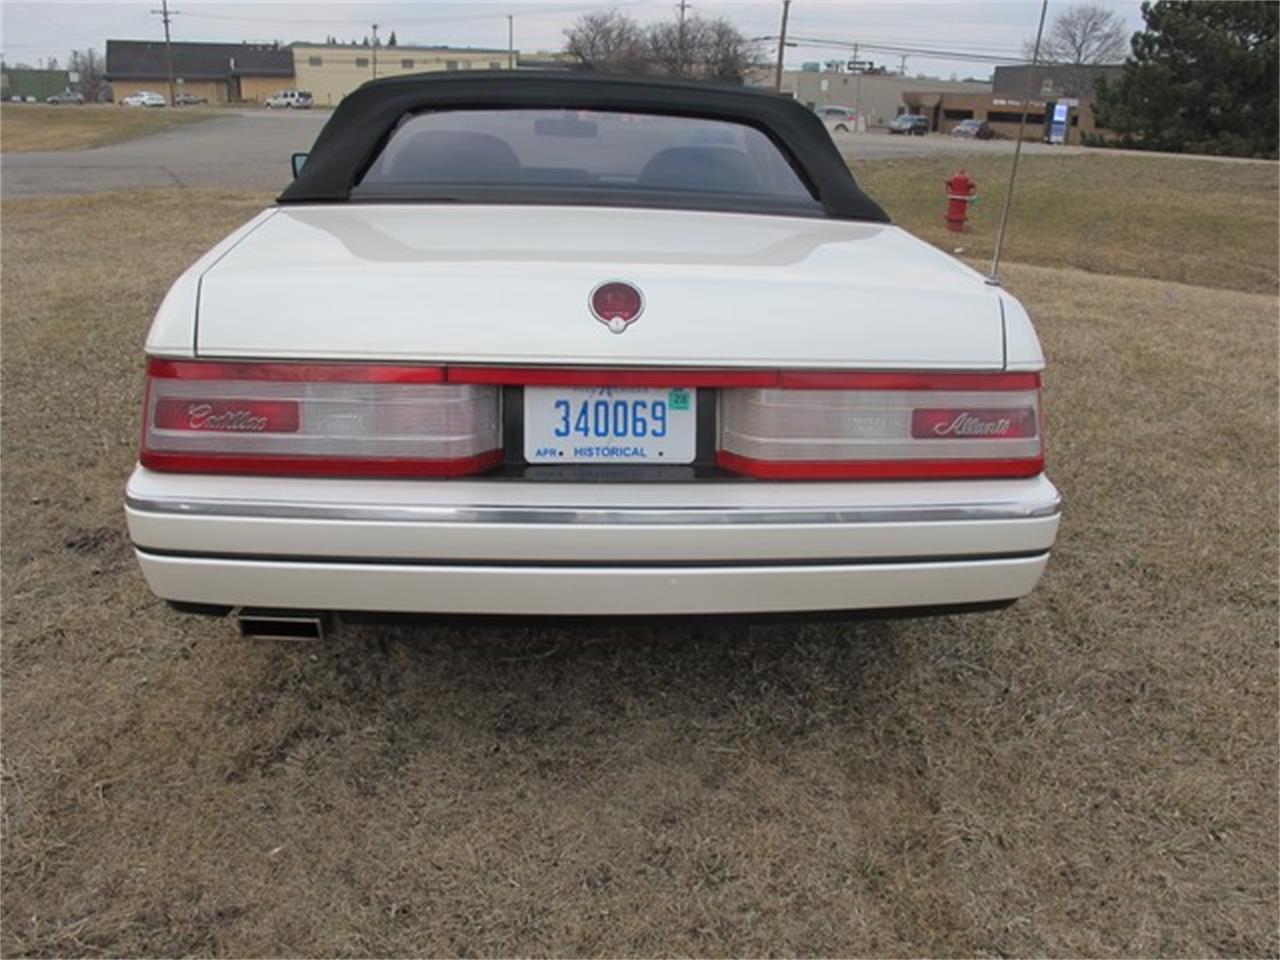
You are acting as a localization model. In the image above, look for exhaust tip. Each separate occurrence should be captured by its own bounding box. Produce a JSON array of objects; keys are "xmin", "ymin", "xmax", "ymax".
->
[{"xmin": 234, "ymin": 608, "xmax": 331, "ymax": 641}]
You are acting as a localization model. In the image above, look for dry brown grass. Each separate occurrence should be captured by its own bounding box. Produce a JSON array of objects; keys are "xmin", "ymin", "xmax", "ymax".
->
[
  {"xmin": 856, "ymin": 152, "xmax": 1280, "ymax": 295},
  {"xmin": 1, "ymin": 189, "xmax": 1277, "ymax": 957},
  {"xmin": 0, "ymin": 104, "xmax": 212, "ymax": 153}
]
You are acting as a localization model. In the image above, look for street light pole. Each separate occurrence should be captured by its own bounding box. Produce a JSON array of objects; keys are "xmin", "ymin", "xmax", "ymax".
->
[
  {"xmin": 774, "ymin": 0, "xmax": 791, "ymax": 92},
  {"xmin": 371, "ymin": 23, "xmax": 379, "ymax": 78},
  {"xmin": 507, "ymin": 15, "xmax": 514, "ymax": 69}
]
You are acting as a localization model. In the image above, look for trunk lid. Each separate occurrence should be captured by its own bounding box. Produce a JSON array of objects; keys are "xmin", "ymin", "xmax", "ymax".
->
[{"xmin": 196, "ymin": 205, "xmax": 1004, "ymax": 370}]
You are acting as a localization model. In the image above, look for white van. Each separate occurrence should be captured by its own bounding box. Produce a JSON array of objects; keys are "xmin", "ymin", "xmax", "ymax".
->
[{"xmin": 264, "ymin": 90, "xmax": 314, "ymax": 109}]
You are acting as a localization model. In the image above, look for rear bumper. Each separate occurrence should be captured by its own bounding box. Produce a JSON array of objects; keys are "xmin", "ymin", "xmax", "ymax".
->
[{"xmin": 126, "ymin": 467, "xmax": 1060, "ymax": 616}]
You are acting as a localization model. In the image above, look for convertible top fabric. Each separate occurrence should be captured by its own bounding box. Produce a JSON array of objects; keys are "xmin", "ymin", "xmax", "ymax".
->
[{"xmin": 278, "ymin": 71, "xmax": 889, "ymax": 222}]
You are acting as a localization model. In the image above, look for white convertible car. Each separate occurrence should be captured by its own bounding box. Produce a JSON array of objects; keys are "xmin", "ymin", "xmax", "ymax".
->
[{"xmin": 125, "ymin": 72, "xmax": 1059, "ymax": 637}]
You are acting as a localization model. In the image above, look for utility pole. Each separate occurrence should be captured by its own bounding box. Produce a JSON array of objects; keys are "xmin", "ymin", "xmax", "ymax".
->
[
  {"xmin": 773, "ymin": 0, "xmax": 791, "ymax": 92},
  {"xmin": 898, "ymin": 53, "xmax": 907, "ymax": 76},
  {"xmin": 507, "ymin": 15, "xmax": 514, "ymax": 69},
  {"xmin": 852, "ymin": 42, "xmax": 862, "ymax": 120},
  {"xmin": 676, "ymin": 0, "xmax": 691, "ymax": 77},
  {"xmin": 371, "ymin": 23, "xmax": 378, "ymax": 78},
  {"xmin": 150, "ymin": 0, "xmax": 177, "ymax": 106}
]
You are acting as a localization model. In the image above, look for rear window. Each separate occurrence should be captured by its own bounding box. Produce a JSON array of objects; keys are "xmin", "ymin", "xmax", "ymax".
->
[{"xmin": 356, "ymin": 108, "xmax": 818, "ymax": 209}]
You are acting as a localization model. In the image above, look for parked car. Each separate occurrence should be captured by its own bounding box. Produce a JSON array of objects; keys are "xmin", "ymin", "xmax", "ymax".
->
[
  {"xmin": 887, "ymin": 114, "xmax": 929, "ymax": 135},
  {"xmin": 121, "ymin": 91, "xmax": 166, "ymax": 108},
  {"xmin": 951, "ymin": 119, "xmax": 995, "ymax": 140},
  {"xmin": 174, "ymin": 92, "xmax": 207, "ymax": 106},
  {"xmin": 264, "ymin": 89, "xmax": 314, "ymax": 109},
  {"xmin": 125, "ymin": 72, "xmax": 1059, "ymax": 633},
  {"xmin": 815, "ymin": 105, "xmax": 858, "ymax": 134},
  {"xmin": 46, "ymin": 90, "xmax": 85, "ymax": 105}
]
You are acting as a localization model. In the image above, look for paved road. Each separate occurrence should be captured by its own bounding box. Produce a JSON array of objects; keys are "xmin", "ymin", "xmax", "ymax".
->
[
  {"xmin": 5, "ymin": 109, "xmax": 1252, "ymax": 199},
  {"xmin": 1, "ymin": 109, "xmax": 328, "ymax": 198},
  {"xmin": 835, "ymin": 130, "xmax": 1085, "ymax": 162}
]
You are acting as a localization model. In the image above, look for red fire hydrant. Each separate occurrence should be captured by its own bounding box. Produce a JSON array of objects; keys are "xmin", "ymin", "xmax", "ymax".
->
[{"xmin": 945, "ymin": 169, "xmax": 977, "ymax": 233}]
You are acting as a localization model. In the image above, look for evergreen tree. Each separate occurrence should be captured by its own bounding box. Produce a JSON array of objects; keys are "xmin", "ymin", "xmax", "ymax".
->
[{"xmin": 1095, "ymin": 1, "xmax": 1278, "ymax": 157}]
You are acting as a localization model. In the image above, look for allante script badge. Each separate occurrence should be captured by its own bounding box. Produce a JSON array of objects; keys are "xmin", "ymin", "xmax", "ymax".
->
[
  {"xmin": 933, "ymin": 412, "xmax": 1014, "ymax": 437},
  {"xmin": 910, "ymin": 407, "xmax": 1037, "ymax": 440}
]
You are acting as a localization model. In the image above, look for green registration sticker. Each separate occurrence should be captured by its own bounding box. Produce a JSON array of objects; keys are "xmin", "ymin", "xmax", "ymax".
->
[{"xmin": 667, "ymin": 388, "xmax": 691, "ymax": 411}]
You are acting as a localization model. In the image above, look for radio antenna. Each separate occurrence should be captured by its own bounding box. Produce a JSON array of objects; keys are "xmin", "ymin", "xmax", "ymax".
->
[{"xmin": 989, "ymin": 0, "xmax": 1049, "ymax": 285}]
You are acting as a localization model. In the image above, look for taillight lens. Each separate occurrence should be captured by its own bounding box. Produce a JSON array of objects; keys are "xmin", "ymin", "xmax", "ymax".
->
[
  {"xmin": 718, "ymin": 373, "xmax": 1043, "ymax": 480},
  {"xmin": 141, "ymin": 359, "xmax": 501, "ymax": 477}
]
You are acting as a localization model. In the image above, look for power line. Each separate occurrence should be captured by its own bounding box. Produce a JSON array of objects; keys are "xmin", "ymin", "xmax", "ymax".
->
[
  {"xmin": 769, "ymin": 33, "xmax": 1034, "ymax": 66},
  {"xmin": 796, "ymin": 30, "xmax": 1030, "ymax": 58},
  {"xmin": 175, "ymin": 1, "xmax": 651, "ymax": 28}
]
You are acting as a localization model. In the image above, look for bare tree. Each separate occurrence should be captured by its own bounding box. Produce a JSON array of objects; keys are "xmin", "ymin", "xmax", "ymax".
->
[
  {"xmin": 68, "ymin": 48, "xmax": 106, "ymax": 101},
  {"xmin": 564, "ymin": 11, "xmax": 649, "ymax": 74},
  {"xmin": 565, "ymin": 10, "xmax": 763, "ymax": 83},
  {"xmin": 646, "ymin": 15, "xmax": 764, "ymax": 82},
  {"xmin": 700, "ymin": 16, "xmax": 767, "ymax": 83},
  {"xmin": 1025, "ymin": 3, "xmax": 1128, "ymax": 64}
]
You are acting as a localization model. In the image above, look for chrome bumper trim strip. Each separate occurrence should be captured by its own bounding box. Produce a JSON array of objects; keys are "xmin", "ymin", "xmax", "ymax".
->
[{"xmin": 126, "ymin": 492, "xmax": 1061, "ymax": 526}]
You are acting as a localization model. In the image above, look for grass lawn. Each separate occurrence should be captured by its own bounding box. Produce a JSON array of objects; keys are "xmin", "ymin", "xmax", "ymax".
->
[
  {"xmin": 855, "ymin": 152, "xmax": 1280, "ymax": 294},
  {"xmin": 0, "ymin": 186, "xmax": 1276, "ymax": 957},
  {"xmin": 0, "ymin": 103, "xmax": 214, "ymax": 153}
]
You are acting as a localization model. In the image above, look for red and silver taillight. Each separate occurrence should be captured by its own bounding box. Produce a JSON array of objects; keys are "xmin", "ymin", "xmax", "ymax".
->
[
  {"xmin": 140, "ymin": 359, "xmax": 501, "ymax": 477},
  {"xmin": 717, "ymin": 372, "xmax": 1043, "ymax": 480}
]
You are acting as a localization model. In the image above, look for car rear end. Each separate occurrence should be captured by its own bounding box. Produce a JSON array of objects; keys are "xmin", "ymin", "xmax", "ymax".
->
[
  {"xmin": 125, "ymin": 77, "xmax": 1059, "ymax": 624},
  {"xmin": 126, "ymin": 212, "xmax": 1059, "ymax": 621},
  {"xmin": 127, "ymin": 362, "xmax": 1057, "ymax": 619}
]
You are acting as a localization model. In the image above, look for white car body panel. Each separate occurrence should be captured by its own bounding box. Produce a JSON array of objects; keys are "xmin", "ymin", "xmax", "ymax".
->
[
  {"xmin": 193, "ymin": 206, "xmax": 1008, "ymax": 370},
  {"xmin": 1000, "ymin": 294, "xmax": 1047, "ymax": 370},
  {"xmin": 127, "ymin": 465, "xmax": 1059, "ymax": 615},
  {"xmin": 136, "ymin": 553, "xmax": 1050, "ymax": 616},
  {"xmin": 146, "ymin": 210, "xmax": 278, "ymax": 355},
  {"xmin": 126, "ymin": 468, "xmax": 1060, "ymax": 563},
  {"xmin": 133, "ymin": 198, "xmax": 1059, "ymax": 618}
]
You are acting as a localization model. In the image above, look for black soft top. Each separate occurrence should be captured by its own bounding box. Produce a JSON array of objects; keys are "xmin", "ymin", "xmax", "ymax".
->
[{"xmin": 278, "ymin": 70, "xmax": 888, "ymax": 222}]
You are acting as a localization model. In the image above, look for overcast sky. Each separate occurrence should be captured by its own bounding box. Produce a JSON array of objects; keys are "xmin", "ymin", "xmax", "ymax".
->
[{"xmin": 2, "ymin": 0, "xmax": 1145, "ymax": 80}]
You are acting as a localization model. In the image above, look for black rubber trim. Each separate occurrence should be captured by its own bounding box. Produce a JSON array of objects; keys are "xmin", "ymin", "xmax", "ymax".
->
[
  {"xmin": 167, "ymin": 600, "xmax": 1018, "ymax": 626},
  {"xmin": 342, "ymin": 599, "xmax": 1019, "ymax": 626},
  {"xmin": 166, "ymin": 600, "xmax": 234, "ymax": 617},
  {"xmin": 135, "ymin": 546, "xmax": 1050, "ymax": 569}
]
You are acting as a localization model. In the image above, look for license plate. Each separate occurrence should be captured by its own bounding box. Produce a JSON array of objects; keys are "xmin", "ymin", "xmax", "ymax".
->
[{"xmin": 523, "ymin": 386, "xmax": 697, "ymax": 464}]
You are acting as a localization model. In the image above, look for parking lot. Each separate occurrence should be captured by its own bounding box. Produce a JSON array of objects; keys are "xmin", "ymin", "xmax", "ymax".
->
[
  {"xmin": 1, "ymin": 112, "xmax": 1277, "ymax": 956},
  {"xmin": 0, "ymin": 107, "xmax": 326, "ymax": 197},
  {"xmin": 1, "ymin": 105, "xmax": 1080, "ymax": 198}
]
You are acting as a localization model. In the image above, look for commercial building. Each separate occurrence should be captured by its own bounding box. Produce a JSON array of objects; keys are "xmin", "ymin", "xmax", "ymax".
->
[
  {"xmin": 105, "ymin": 40, "xmax": 294, "ymax": 103},
  {"xmin": 290, "ymin": 43, "xmax": 511, "ymax": 106},
  {"xmin": 2, "ymin": 67, "xmax": 73, "ymax": 101},
  {"xmin": 992, "ymin": 63, "xmax": 1123, "ymax": 100},
  {"xmin": 781, "ymin": 69, "xmax": 991, "ymax": 128},
  {"xmin": 902, "ymin": 64, "xmax": 1122, "ymax": 143}
]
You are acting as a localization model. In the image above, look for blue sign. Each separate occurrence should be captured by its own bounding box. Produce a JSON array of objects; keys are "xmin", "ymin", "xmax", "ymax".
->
[{"xmin": 1049, "ymin": 102, "xmax": 1069, "ymax": 144}]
